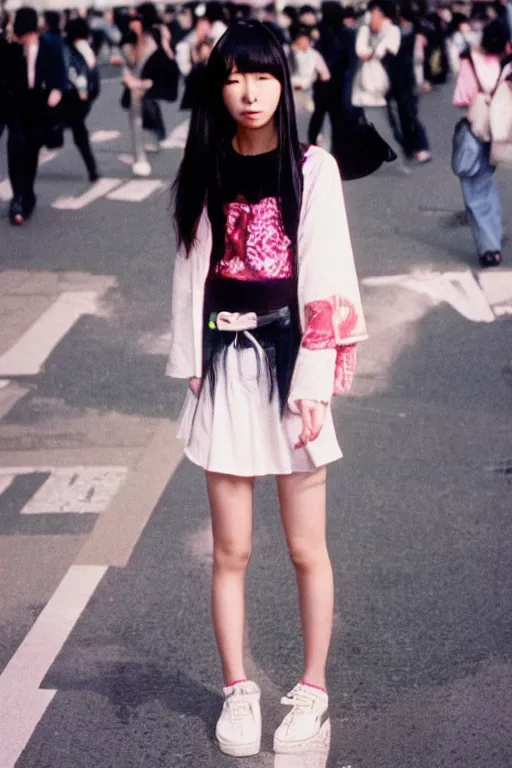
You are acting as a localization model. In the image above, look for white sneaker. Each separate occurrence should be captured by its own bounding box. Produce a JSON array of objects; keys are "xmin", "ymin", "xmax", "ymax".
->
[
  {"xmin": 274, "ymin": 683, "xmax": 330, "ymax": 755},
  {"xmin": 216, "ymin": 680, "xmax": 262, "ymax": 757},
  {"xmin": 132, "ymin": 160, "xmax": 152, "ymax": 177}
]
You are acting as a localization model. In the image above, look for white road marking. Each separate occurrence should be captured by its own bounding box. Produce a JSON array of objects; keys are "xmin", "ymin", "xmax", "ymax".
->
[
  {"xmin": 137, "ymin": 328, "xmax": 171, "ymax": 354},
  {"xmin": 0, "ymin": 379, "xmax": 10, "ymax": 389},
  {"xmin": 0, "ymin": 473, "xmax": 15, "ymax": 496},
  {"xmin": 52, "ymin": 178, "xmax": 122, "ymax": 211},
  {"xmin": 160, "ymin": 119, "xmax": 190, "ymax": 149},
  {"xmin": 477, "ymin": 269, "xmax": 512, "ymax": 317},
  {"xmin": 0, "ymin": 179, "xmax": 12, "ymax": 202},
  {"xmin": 107, "ymin": 179, "xmax": 165, "ymax": 202},
  {"xmin": 90, "ymin": 130, "xmax": 121, "ymax": 144},
  {"xmin": 38, "ymin": 149, "xmax": 58, "ymax": 167},
  {"xmin": 0, "ymin": 291, "xmax": 99, "ymax": 376},
  {"xmin": 363, "ymin": 269, "xmax": 495, "ymax": 323},
  {"xmin": 0, "ymin": 152, "xmax": 58, "ymax": 200},
  {"xmin": 0, "ymin": 564, "xmax": 107, "ymax": 768},
  {"xmin": 18, "ymin": 466, "xmax": 128, "ymax": 515}
]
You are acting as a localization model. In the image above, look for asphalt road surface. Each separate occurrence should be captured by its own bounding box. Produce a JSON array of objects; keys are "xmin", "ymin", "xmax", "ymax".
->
[{"xmin": 0, "ymin": 72, "xmax": 511, "ymax": 768}]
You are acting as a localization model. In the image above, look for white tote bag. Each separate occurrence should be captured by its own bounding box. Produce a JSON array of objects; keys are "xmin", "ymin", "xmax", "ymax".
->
[{"xmin": 352, "ymin": 58, "xmax": 390, "ymax": 107}]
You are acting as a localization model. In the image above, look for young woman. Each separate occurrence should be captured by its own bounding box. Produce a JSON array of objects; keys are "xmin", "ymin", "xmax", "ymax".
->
[
  {"xmin": 167, "ymin": 20, "xmax": 367, "ymax": 758},
  {"xmin": 453, "ymin": 20, "xmax": 511, "ymax": 267}
]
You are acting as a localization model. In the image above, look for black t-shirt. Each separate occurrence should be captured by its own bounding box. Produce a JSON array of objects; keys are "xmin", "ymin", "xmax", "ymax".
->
[{"xmin": 205, "ymin": 144, "xmax": 297, "ymax": 315}]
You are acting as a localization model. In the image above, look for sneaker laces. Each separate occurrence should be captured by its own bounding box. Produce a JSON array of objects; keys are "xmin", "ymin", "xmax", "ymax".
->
[
  {"xmin": 225, "ymin": 688, "xmax": 255, "ymax": 726},
  {"xmin": 280, "ymin": 685, "xmax": 320, "ymax": 727}
]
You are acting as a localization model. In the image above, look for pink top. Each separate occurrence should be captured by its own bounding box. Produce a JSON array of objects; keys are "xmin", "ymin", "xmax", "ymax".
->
[{"xmin": 453, "ymin": 52, "xmax": 502, "ymax": 107}]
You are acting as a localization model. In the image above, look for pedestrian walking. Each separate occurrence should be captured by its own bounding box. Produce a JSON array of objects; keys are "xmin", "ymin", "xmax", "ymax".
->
[
  {"xmin": 4, "ymin": 6, "xmax": 67, "ymax": 225},
  {"xmin": 452, "ymin": 19, "xmax": 512, "ymax": 267},
  {"xmin": 308, "ymin": 2, "xmax": 362, "ymax": 147},
  {"xmin": 288, "ymin": 25, "xmax": 330, "ymax": 115},
  {"xmin": 121, "ymin": 2, "xmax": 178, "ymax": 177},
  {"xmin": 63, "ymin": 18, "xmax": 100, "ymax": 182},
  {"xmin": 167, "ymin": 20, "xmax": 367, "ymax": 759},
  {"xmin": 353, "ymin": 0, "xmax": 431, "ymax": 163}
]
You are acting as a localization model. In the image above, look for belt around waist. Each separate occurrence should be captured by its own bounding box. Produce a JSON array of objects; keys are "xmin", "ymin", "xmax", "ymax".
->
[{"xmin": 207, "ymin": 306, "xmax": 291, "ymax": 332}]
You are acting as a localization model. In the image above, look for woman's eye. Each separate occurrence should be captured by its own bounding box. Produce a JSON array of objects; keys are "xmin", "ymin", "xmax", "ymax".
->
[{"xmin": 258, "ymin": 74, "xmax": 271, "ymax": 80}]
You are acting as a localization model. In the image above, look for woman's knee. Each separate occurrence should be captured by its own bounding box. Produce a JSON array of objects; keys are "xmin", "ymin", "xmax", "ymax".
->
[
  {"xmin": 213, "ymin": 539, "xmax": 252, "ymax": 571},
  {"xmin": 287, "ymin": 538, "xmax": 329, "ymax": 572}
]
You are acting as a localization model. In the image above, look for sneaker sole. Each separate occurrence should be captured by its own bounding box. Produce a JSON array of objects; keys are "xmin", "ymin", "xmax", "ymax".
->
[
  {"xmin": 274, "ymin": 717, "xmax": 331, "ymax": 755},
  {"xmin": 217, "ymin": 739, "xmax": 261, "ymax": 757}
]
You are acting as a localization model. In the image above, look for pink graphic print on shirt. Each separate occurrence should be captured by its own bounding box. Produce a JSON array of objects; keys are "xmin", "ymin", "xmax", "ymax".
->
[{"xmin": 215, "ymin": 196, "xmax": 292, "ymax": 280}]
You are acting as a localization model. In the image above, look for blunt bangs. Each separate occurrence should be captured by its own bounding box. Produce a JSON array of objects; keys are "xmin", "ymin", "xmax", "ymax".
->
[{"xmin": 211, "ymin": 21, "xmax": 288, "ymax": 84}]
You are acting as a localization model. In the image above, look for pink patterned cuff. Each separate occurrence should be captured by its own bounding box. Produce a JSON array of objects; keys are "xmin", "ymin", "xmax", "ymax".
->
[
  {"xmin": 334, "ymin": 344, "xmax": 357, "ymax": 394},
  {"xmin": 302, "ymin": 295, "xmax": 360, "ymax": 349},
  {"xmin": 301, "ymin": 295, "xmax": 360, "ymax": 395}
]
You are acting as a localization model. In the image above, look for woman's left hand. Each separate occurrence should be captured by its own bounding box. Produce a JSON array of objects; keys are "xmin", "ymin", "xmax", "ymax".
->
[{"xmin": 295, "ymin": 400, "xmax": 327, "ymax": 449}]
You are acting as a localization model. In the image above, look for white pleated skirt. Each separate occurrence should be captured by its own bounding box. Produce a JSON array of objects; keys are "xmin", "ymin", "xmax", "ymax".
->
[{"xmin": 176, "ymin": 338, "xmax": 342, "ymax": 477}]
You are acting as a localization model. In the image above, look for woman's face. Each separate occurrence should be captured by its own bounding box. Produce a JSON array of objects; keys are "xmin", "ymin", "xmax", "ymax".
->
[
  {"xmin": 129, "ymin": 17, "xmax": 143, "ymax": 36},
  {"xmin": 222, "ymin": 68, "xmax": 282, "ymax": 131}
]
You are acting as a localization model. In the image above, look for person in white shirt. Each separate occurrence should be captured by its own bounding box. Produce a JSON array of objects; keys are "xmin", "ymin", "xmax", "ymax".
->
[{"xmin": 289, "ymin": 26, "xmax": 330, "ymax": 113}]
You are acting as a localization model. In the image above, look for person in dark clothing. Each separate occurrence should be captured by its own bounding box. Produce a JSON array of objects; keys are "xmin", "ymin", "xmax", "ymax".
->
[
  {"xmin": 385, "ymin": 5, "xmax": 431, "ymax": 161},
  {"xmin": 421, "ymin": 5, "xmax": 450, "ymax": 85},
  {"xmin": 308, "ymin": 2, "xmax": 362, "ymax": 147},
  {"xmin": 0, "ymin": 16, "xmax": 10, "ymax": 140},
  {"xmin": 63, "ymin": 18, "xmax": 100, "ymax": 182},
  {"xmin": 4, "ymin": 6, "xmax": 67, "ymax": 225}
]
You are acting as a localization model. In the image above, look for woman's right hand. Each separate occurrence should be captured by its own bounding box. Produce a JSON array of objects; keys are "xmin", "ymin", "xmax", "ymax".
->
[{"xmin": 189, "ymin": 377, "xmax": 201, "ymax": 396}]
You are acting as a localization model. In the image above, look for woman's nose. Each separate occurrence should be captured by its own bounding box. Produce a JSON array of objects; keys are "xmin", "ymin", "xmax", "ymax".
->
[{"xmin": 244, "ymin": 79, "xmax": 257, "ymax": 104}]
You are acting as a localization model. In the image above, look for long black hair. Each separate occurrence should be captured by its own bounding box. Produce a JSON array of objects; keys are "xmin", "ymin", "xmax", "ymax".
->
[{"xmin": 173, "ymin": 20, "xmax": 304, "ymax": 260}]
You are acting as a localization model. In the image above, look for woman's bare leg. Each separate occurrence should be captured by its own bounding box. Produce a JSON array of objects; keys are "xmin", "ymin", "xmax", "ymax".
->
[
  {"xmin": 206, "ymin": 471, "xmax": 255, "ymax": 686},
  {"xmin": 277, "ymin": 467, "xmax": 334, "ymax": 690}
]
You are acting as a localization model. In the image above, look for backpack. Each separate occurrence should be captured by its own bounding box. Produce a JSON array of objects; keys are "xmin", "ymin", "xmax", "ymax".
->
[
  {"xmin": 466, "ymin": 53, "xmax": 512, "ymax": 152},
  {"xmin": 489, "ymin": 57, "xmax": 512, "ymax": 167},
  {"xmin": 63, "ymin": 42, "xmax": 100, "ymax": 103}
]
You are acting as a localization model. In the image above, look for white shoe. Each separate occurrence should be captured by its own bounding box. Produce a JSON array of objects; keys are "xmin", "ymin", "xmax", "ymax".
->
[
  {"xmin": 132, "ymin": 160, "xmax": 152, "ymax": 177},
  {"xmin": 274, "ymin": 683, "xmax": 330, "ymax": 755},
  {"xmin": 216, "ymin": 680, "xmax": 262, "ymax": 757}
]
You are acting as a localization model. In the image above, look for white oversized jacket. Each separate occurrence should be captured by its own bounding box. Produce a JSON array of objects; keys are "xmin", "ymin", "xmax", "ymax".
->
[{"xmin": 166, "ymin": 145, "xmax": 367, "ymax": 411}]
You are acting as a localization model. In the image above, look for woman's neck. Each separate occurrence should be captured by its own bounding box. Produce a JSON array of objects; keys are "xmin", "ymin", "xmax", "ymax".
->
[{"xmin": 233, "ymin": 123, "xmax": 278, "ymax": 156}]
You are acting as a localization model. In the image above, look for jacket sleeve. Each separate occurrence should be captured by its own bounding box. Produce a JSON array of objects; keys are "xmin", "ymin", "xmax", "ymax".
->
[
  {"xmin": 165, "ymin": 244, "xmax": 196, "ymax": 379},
  {"xmin": 165, "ymin": 211, "xmax": 212, "ymax": 380},
  {"xmin": 288, "ymin": 150, "xmax": 367, "ymax": 412},
  {"xmin": 355, "ymin": 25, "xmax": 372, "ymax": 59},
  {"xmin": 43, "ymin": 37, "xmax": 68, "ymax": 92}
]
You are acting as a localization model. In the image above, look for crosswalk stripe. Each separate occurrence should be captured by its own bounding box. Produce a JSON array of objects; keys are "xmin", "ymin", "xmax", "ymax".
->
[
  {"xmin": 0, "ymin": 179, "xmax": 12, "ymax": 202},
  {"xmin": 106, "ymin": 179, "xmax": 165, "ymax": 202},
  {"xmin": 52, "ymin": 178, "xmax": 122, "ymax": 211},
  {"xmin": 18, "ymin": 466, "xmax": 128, "ymax": 515},
  {"xmin": 0, "ymin": 564, "xmax": 107, "ymax": 768},
  {"xmin": 0, "ymin": 473, "xmax": 15, "ymax": 496},
  {"xmin": 0, "ymin": 291, "xmax": 99, "ymax": 376},
  {"xmin": 160, "ymin": 119, "xmax": 189, "ymax": 149},
  {"xmin": 0, "ymin": 151, "xmax": 57, "ymax": 202},
  {"xmin": 363, "ymin": 269, "xmax": 497, "ymax": 323},
  {"xmin": 90, "ymin": 130, "xmax": 121, "ymax": 144}
]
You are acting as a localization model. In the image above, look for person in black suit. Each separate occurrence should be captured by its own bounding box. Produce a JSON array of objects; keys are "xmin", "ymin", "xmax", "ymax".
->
[{"xmin": 5, "ymin": 7, "xmax": 67, "ymax": 225}]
